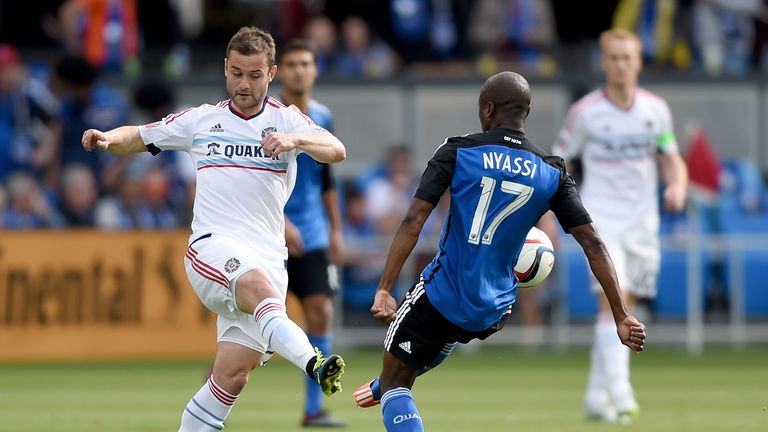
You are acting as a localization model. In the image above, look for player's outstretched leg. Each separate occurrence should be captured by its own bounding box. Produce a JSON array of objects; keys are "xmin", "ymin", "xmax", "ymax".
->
[
  {"xmin": 355, "ymin": 342, "xmax": 456, "ymax": 408},
  {"xmin": 252, "ymin": 298, "xmax": 345, "ymax": 395},
  {"xmin": 179, "ymin": 342, "xmax": 260, "ymax": 431},
  {"xmin": 237, "ymin": 269, "xmax": 345, "ymax": 396}
]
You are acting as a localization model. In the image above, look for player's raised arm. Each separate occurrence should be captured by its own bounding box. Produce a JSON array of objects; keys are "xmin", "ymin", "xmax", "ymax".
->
[
  {"xmin": 569, "ymin": 223, "xmax": 646, "ymax": 353},
  {"xmin": 81, "ymin": 126, "xmax": 146, "ymax": 155},
  {"xmin": 370, "ymin": 197, "xmax": 435, "ymax": 323}
]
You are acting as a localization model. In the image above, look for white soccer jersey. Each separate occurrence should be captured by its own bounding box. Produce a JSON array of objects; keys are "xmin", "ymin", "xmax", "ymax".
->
[
  {"xmin": 139, "ymin": 97, "xmax": 327, "ymax": 266},
  {"xmin": 553, "ymin": 88, "xmax": 678, "ymax": 234}
]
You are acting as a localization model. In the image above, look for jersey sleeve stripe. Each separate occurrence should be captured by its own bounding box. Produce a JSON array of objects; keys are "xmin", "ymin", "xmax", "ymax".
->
[
  {"xmin": 288, "ymin": 105, "xmax": 315, "ymax": 125},
  {"xmin": 165, "ymin": 107, "xmax": 194, "ymax": 124}
]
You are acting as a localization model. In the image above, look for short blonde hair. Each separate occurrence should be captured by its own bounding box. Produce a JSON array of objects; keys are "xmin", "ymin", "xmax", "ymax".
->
[
  {"xmin": 599, "ymin": 28, "xmax": 642, "ymax": 54},
  {"xmin": 226, "ymin": 26, "xmax": 276, "ymax": 66}
]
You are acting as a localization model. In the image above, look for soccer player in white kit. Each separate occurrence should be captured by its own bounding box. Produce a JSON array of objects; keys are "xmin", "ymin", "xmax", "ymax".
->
[
  {"xmin": 554, "ymin": 29, "xmax": 687, "ymax": 423},
  {"xmin": 81, "ymin": 27, "xmax": 347, "ymax": 431}
]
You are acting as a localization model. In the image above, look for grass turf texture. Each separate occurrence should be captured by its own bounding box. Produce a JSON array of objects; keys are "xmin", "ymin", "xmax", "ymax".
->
[{"xmin": 0, "ymin": 347, "xmax": 766, "ymax": 431}]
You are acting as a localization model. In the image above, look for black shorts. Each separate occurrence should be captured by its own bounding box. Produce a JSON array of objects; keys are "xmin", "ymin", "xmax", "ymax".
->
[
  {"xmin": 287, "ymin": 249, "xmax": 336, "ymax": 299},
  {"xmin": 384, "ymin": 281, "xmax": 511, "ymax": 371}
]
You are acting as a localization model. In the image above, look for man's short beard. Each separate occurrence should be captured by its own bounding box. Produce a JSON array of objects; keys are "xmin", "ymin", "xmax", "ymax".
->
[{"xmin": 232, "ymin": 92, "xmax": 264, "ymax": 110}]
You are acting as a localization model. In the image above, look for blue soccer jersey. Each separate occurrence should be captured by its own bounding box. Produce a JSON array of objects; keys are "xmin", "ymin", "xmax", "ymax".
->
[
  {"xmin": 415, "ymin": 128, "xmax": 591, "ymax": 331},
  {"xmin": 284, "ymin": 99, "xmax": 335, "ymax": 252}
]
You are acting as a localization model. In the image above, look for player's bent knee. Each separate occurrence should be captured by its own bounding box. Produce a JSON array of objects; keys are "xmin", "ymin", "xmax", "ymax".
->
[
  {"xmin": 213, "ymin": 366, "xmax": 252, "ymax": 393},
  {"xmin": 234, "ymin": 268, "xmax": 280, "ymax": 314}
]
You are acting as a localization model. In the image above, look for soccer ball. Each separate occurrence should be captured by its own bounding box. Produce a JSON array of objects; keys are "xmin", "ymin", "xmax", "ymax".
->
[{"xmin": 514, "ymin": 227, "xmax": 555, "ymax": 288}]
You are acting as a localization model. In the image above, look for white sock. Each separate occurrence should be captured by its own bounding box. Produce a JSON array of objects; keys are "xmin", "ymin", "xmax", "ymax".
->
[
  {"xmin": 595, "ymin": 312, "xmax": 634, "ymax": 406},
  {"xmin": 253, "ymin": 298, "xmax": 316, "ymax": 373},
  {"xmin": 584, "ymin": 324, "xmax": 607, "ymax": 410},
  {"xmin": 179, "ymin": 377, "xmax": 237, "ymax": 431}
]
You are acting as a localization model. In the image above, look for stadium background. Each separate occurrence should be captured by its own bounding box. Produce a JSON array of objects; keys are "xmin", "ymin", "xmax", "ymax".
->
[{"xmin": 0, "ymin": 1, "xmax": 766, "ymax": 431}]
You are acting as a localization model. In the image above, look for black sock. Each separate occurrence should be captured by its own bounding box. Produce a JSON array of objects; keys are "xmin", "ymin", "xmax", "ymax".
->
[{"xmin": 305, "ymin": 356, "xmax": 318, "ymax": 379}]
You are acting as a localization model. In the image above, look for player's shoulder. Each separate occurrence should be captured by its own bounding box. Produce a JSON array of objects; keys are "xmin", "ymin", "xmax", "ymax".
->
[
  {"xmin": 183, "ymin": 99, "xmax": 230, "ymax": 114},
  {"xmin": 569, "ymin": 89, "xmax": 606, "ymax": 113},
  {"xmin": 636, "ymin": 87, "xmax": 668, "ymax": 104},
  {"xmin": 636, "ymin": 87, "xmax": 672, "ymax": 113},
  {"xmin": 562, "ymin": 89, "xmax": 605, "ymax": 128},
  {"xmin": 264, "ymin": 97, "xmax": 304, "ymax": 119}
]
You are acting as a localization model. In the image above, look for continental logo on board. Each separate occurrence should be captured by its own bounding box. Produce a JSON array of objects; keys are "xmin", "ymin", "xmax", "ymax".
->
[{"xmin": 0, "ymin": 231, "xmax": 211, "ymax": 327}]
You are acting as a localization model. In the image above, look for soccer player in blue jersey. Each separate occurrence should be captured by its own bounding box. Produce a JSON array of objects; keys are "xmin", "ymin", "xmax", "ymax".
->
[
  {"xmin": 277, "ymin": 40, "xmax": 346, "ymax": 428},
  {"xmin": 352, "ymin": 72, "xmax": 647, "ymax": 432}
]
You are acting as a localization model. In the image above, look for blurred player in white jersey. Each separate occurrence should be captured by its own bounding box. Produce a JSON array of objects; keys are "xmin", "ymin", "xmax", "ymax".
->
[
  {"xmin": 81, "ymin": 27, "xmax": 347, "ymax": 432},
  {"xmin": 554, "ymin": 29, "xmax": 688, "ymax": 423}
]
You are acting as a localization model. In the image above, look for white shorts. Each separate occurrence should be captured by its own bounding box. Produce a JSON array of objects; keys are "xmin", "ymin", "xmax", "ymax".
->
[
  {"xmin": 184, "ymin": 233, "xmax": 288, "ymax": 357},
  {"xmin": 590, "ymin": 228, "xmax": 660, "ymax": 299}
]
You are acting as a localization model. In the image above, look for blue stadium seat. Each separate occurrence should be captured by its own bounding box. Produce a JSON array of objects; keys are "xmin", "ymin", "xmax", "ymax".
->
[
  {"xmin": 653, "ymin": 249, "xmax": 712, "ymax": 320},
  {"xmin": 721, "ymin": 250, "xmax": 768, "ymax": 319},
  {"xmin": 560, "ymin": 249, "xmax": 597, "ymax": 320}
]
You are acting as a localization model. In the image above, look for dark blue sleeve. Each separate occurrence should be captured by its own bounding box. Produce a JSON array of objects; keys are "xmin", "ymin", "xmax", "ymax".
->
[
  {"xmin": 415, "ymin": 141, "xmax": 456, "ymax": 205},
  {"xmin": 545, "ymin": 156, "xmax": 591, "ymax": 231}
]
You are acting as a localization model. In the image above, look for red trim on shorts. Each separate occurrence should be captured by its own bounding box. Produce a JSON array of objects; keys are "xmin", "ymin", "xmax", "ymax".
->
[{"xmin": 186, "ymin": 248, "xmax": 230, "ymax": 288}]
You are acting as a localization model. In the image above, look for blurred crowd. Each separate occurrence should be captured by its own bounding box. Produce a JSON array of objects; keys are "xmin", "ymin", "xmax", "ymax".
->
[{"xmin": 4, "ymin": 1, "xmax": 768, "ymax": 79}]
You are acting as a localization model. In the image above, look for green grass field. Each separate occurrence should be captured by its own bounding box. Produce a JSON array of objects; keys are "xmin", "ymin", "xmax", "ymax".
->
[{"xmin": 1, "ymin": 347, "xmax": 766, "ymax": 431}]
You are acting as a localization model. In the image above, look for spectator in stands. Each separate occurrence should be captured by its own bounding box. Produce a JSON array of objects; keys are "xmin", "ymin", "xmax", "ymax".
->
[
  {"xmin": 53, "ymin": 55, "xmax": 129, "ymax": 193},
  {"xmin": 336, "ymin": 16, "xmax": 398, "ymax": 78},
  {"xmin": 692, "ymin": 0, "xmax": 759, "ymax": 75},
  {"xmin": 94, "ymin": 168, "xmax": 148, "ymax": 230},
  {"xmin": 58, "ymin": 0, "xmax": 140, "ymax": 75},
  {"xmin": 141, "ymin": 165, "xmax": 178, "ymax": 229},
  {"xmin": 2, "ymin": 171, "xmax": 63, "ymax": 229},
  {"xmin": 341, "ymin": 181, "xmax": 388, "ymax": 313},
  {"xmin": 133, "ymin": 81, "xmax": 195, "ymax": 223},
  {"xmin": 364, "ymin": 146, "xmax": 415, "ymax": 233},
  {"xmin": 0, "ymin": 43, "xmax": 60, "ymax": 183},
  {"xmin": 58, "ymin": 163, "xmax": 98, "ymax": 227},
  {"xmin": 468, "ymin": 0, "xmax": 557, "ymax": 75},
  {"xmin": 304, "ymin": 15, "xmax": 340, "ymax": 75}
]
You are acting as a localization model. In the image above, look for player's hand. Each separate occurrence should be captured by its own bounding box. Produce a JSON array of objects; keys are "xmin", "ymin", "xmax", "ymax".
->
[
  {"xmin": 329, "ymin": 229, "xmax": 344, "ymax": 264},
  {"xmin": 616, "ymin": 315, "xmax": 646, "ymax": 353},
  {"xmin": 81, "ymin": 129, "xmax": 110, "ymax": 152},
  {"xmin": 663, "ymin": 183, "xmax": 686, "ymax": 212},
  {"xmin": 261, "ymin": 132, "xmax": 298, "ymax": 158},
  {"xmin": 285, "ymin": 220, "xmax": 304, "ymax": 257},
  {"xmin": 370, "ymin": 290, "xmax": 397, "ymax": 323}
]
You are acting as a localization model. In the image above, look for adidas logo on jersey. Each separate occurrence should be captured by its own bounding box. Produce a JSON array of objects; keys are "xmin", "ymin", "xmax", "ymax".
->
[
  {"xmin": 209, "ymin": 123, "xmax": 224, "ymax": 133},
  {"xmin": 398, "ymin": 341, "xmax": 412, "ymax": 354}
]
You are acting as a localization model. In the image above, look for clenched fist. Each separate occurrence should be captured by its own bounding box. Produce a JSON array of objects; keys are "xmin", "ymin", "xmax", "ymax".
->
[{"xmin": 82, "ymin": 129, "xmax": 110, "ymax": 152}]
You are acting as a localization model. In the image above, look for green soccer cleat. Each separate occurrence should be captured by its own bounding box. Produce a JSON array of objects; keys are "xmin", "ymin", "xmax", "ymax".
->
[{"xmin": 312, "ymin": 348, "xmax": 345, "ymax": 396}]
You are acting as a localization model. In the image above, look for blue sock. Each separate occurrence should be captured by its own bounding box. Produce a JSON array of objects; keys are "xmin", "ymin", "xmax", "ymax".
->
[
  {"xmin": 305, "ymin": 333, "xmax": 331, "ymax": 416},
  {"xmin": 381, "ymin": 388, "xmax": 423, "ymax": 431},
  {"xmin": 371, "ymin": 343, "xmax": 455, "ymax": 402}
]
